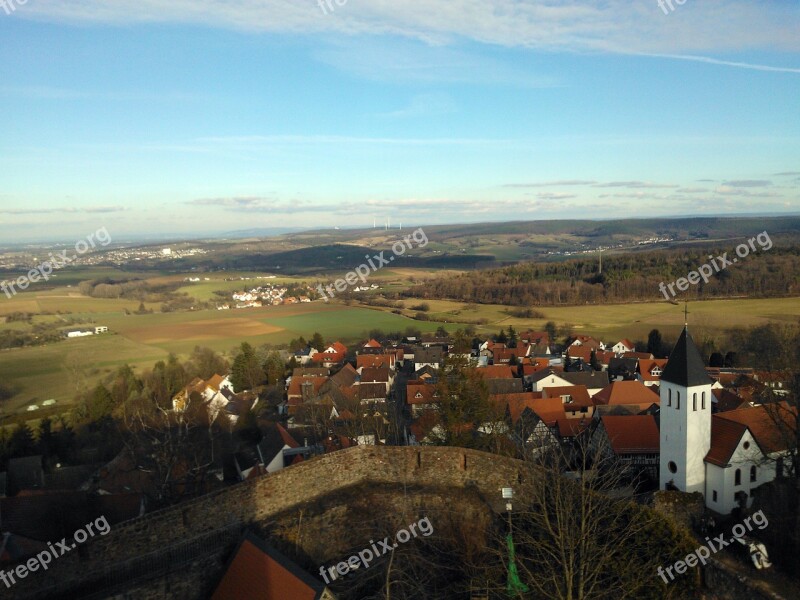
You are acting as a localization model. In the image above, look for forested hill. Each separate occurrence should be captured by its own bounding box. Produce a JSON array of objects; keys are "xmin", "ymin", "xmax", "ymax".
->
[{"xmin": 402, "ymin": 244, "xmax": 800, "ymax": 306}]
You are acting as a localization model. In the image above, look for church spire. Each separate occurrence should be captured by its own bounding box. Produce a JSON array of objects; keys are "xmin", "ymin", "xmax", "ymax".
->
[{"xmin": 660, "ymin": 326, "xmax": 712, "ymax": 387}]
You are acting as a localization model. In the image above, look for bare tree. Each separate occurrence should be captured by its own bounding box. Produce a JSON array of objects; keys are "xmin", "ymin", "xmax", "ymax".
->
[{"xmin": 492, "ymin": 438, "xmax": 699, "ymax": 600}]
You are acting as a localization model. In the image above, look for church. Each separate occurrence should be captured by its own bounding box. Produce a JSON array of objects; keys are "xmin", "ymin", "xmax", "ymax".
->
[{"xmin": 659, "ymin": 326, "xmax": 795, "ymax": 515}]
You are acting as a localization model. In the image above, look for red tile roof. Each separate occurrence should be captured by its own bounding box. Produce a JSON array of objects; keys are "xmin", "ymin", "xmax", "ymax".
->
[
  {"xmin": 705, "ymin": 418, "xmax": 747, "ymax": 467},
  {"xmin": 471, "ymin": 365, "xmax": 516, "ymax": 379},
  {"xmin": 638, "ymin": 359, "xmax": 668, "ymax": 382},
  {"xmin": 287, "ymin": 376, "xmax": 328, "ymax": 401},
  {"xmin": 528, "ymin": 397, "xmax": 567, "ymax": 427},
  {"xmin": 357, "ymin": 354, "xmax": 394, "ymax": 369},
  {"xmin": 211, "ymin": 533, "xmax": 326, "ymax": 600},
  {"xmin": 600, "ymin": 415, "xmax": 660, "ymax": 454},
  {"xmin": 715, "ymin": 403, "xmax": 797, "ymax": 455},
  {"xmin": 556, "ymin": 418, "xmax": 590, "ymax": 439},
  {"xmin": 542, "ymin": 385, "xmax": 592, "ymax": 407},
  {"xmin": 491, "ymin": 392, "xmax": 542, "ymax": 424},
  {"xmin": 407, "ymin": 383, "xmax": 439, "ymax": 405},
  {"xmin": 592, "ymin": 381, "xmax": 659, "ymax": 406},
  {"xmin": 566, "ymin": 346, "xmax": 593, "ymax": 362}
]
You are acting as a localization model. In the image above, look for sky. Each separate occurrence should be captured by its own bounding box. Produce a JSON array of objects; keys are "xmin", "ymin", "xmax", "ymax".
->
[{"xmin": 0, "ymin": 1, "xmax": 799, "ymax": 242}]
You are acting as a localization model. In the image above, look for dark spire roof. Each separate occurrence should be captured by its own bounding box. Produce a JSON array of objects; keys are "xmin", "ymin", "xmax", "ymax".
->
[{"xmin": 661, "ymin": 326, "xmax": 712, "ymax": 387}]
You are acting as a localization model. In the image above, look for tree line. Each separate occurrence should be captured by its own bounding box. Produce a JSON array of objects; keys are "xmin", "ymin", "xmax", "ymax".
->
[{"xmin": 403, "ymin": 244, "xmax": 800, "ymax": 306}]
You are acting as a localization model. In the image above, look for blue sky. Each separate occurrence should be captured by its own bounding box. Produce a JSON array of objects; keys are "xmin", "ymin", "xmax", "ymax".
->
[{"xmin": 0, "ymin": 1, "xmax": 799, "ymax": 241}]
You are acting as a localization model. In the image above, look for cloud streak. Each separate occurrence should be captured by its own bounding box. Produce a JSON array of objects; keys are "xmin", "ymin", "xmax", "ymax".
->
[{"xmin": 19, "ymin": 1, "xmax": 800, "ymax": 67}]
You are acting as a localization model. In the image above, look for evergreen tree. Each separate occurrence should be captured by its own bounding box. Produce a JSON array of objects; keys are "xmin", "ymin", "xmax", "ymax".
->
[
  {"xmin": 263, "ymin": 351, "xmax": 286, "ymax": 385},
  {"xmin": 310, "ymin": 332, "xmax": 325, "ymax": 352},
  {"xmin": 507, "ymin": 326, "xmax": 518, "ymax": 348},
  {"xmin": 231, "ymin": 342, "xmax": 265, "ymax": 391},
  {"xmin": 647, "ymin": 329, "xmax": 664, "ymax": 358},
  {"xmin": 8, "ymin": 423, "xmax": 36, "ymax": 457}
]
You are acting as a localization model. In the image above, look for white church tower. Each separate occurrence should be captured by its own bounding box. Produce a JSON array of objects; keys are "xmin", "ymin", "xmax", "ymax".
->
[{"xmin": 659, "ymin": 325, "xmax": 713, "ymax": 496}]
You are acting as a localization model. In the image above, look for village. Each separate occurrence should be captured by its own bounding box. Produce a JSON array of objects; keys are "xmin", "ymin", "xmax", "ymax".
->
[{"xmin": 1, "ymin": 317, "xmax": 796, "ymax": 598}]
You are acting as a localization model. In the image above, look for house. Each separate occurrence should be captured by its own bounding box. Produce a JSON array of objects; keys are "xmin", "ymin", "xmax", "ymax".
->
[
  {"xmin": 593, "ymin": 414, "xmax": 660, "ymax": 480},
  {"xmin": 406, "ymin": 381, "xmax": 440, "ymax": 417},
  {"xmin": 287, "ymin": 376, "xmax": 328, "ymax": 413},
  {"xmin": 171, "ymin": 374, "xmax": 235, "ymax": 421},
  {"xmin": 638, "ymin": 359, "xmax": 668, "ymax": 387},
  {"xmin": 414, "ymin": 347, "xmax": 443, "ymax": 372},
  {"xmin": 608, "ymin": 357, "xmax": 640, "ymax": 380},
  {"xmin": 360, "ymin": 338, "xmax": 383, "ymax": 353},
  {"xmin": 356, "ymin": 354, "xmax": 395, "ymax": 370},
  {"xmin": 562, "ymin": 371, "xmax": 608, "ymax": 393},
  {"xmin": 659, "ymin": 326, "xmax": 798, "ymax": 514},
  {"xmin": 257, "ymin": 424, "xmax": 304, "ymax": 474},
  {"xmin": 705, "ymin": 404, "xmax": 796, "ymax": 514},
  {"xmin": 211, "ymin": 531, "xmax": 337, "ymax": 600},
  {"xmin": 94, "ymin": 326, "xmax": 108, "ymax": 334},
  {"xmin": 358, "ymin": 367, "xmax": 393, "ymax": 393},
  {"xmin": 565, "ymin": 345, "xmax": 593, "ymax": 365},
  {"xmin": 569, "ymin": 335, "xmax": 603, "ymax": 350},
  {"xmin": 493, "ymin": 346, "xmax": 528, "ymax": 365},
  {"xmin": 66, "ymin": 329, "xmax": 94, "ymax": 338},
  {"xmin": 612, "ymin": 339, "xmax": 635, "ymax": 354},
  {"xmin": 513, "ymin": 398, "xmax": 566, "ymax": 449},
  {"xmin": 543, "ymin": 385, "xmax": 594, "ymax": 419}
]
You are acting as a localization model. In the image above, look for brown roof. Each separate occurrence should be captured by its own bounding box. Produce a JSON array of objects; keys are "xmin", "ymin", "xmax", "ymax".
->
[
  {"xmin": 592, "ymin": 381, "xmax": 659, "ymax": 406},
  {"xmin": 211, "ymin": 532, "xmax": 326, "ymax": 600},
  {"xmin": 329, "ymin": 363, "xmax": 358, "ymax": 388},
  {"xmin": 600, "ymin": 415, "xmax": 660, "ymax": 454},
  {"xmin": 622, "ymin": 351, "xmax": 653, "ymax": 360},
  {"xmin": 360, "ymin": 367, "xmax": 391, "ymax": 383}
]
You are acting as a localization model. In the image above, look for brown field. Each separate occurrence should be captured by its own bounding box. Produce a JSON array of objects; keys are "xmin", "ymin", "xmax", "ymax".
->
[{"xmin": 124, "ymin": 318, "xmax": 283, "ymax": 344}]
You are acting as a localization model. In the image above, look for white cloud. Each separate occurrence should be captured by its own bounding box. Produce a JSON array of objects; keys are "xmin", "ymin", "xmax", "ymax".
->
[{"xmin": 20, "ymin": 1, "xmax": 800, "ymax": 59}]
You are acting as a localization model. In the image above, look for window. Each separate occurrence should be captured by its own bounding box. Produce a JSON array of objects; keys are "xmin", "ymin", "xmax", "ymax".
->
[
  {"xmin": 777, "ymin": 457, "xmax": 784, "ymax": 478},
  {"xmin": 702, "ymin": 392, "xmax": 706, "ymax": 410},
  {"xmin": 743, "ymin": 441, "xmax": 750, "ymax": 450},
  {"xmin": 712, "ymin": 490, "xmax": 718, "ymax": 502},
  {"xmin": 668, "ymin": 389, "xmax": 672, "ymax": 407},
  {"xmin": 693, "ymin": 393, "xmax": 697, "ymax": 411},
  {"xmin": 735, "ymin": 469, "xmax": 741, "ymax": 486},
  {"xmin": 676, "ymin": 391, "xmax": 680, "ymax": 410},
  {"xmin": 668, "ymin": 461, "xmax": 678, "ymax": 474},
  {"xmin": 750, "ymin": 466, "xmax": 757, "ymax": 482}
]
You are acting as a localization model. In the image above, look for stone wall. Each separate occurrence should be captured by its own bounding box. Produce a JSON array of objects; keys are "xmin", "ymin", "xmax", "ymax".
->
[{"xmin": 9, "ymin": 446, "xmax": 530, "ymax": 599}]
